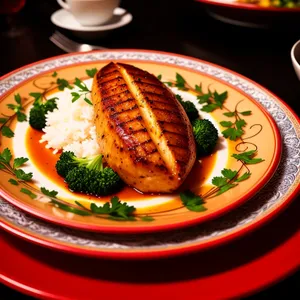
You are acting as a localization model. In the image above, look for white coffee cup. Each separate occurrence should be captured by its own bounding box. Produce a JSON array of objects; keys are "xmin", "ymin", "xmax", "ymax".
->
[
  {"xmin": 57, "ymin": 0, "xmax": 120, "ymax": 26},
  {"xmin": 291, "ymin": 40, "xmax": 300, "ymax": 81}
]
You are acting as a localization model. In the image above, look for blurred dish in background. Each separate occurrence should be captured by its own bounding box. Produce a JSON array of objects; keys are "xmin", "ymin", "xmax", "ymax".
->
[
  {"xmin": 291, "ymin": 40, "xmax": 300, "ymax": 80},
  {"xmin": 196, "ymin": 0, "xmax": 300, "ymax": 28},
  {"xmin": 0, "ymin": 0, "xmax": 25, "ymax": 14},
  {"xmin": 50, "ymin": 7, "xmax": 132, "ymax": 39},
  {"xmin": 0, "ymin": 0, "xmax": 26, "ymax": 37},
  {"xmin": 237, "ymin": 0, "xmax": 300, "ymax": 8}
]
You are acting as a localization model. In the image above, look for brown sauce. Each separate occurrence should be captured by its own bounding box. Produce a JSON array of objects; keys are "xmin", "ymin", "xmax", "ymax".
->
[{"xmin": 26, "ymin": 127, "xmax": 216, "ymax": 213}]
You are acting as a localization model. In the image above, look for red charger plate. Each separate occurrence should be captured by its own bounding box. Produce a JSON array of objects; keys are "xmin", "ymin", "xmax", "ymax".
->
[{"xmin": 1, "ymin": 195, "xmax": 299, "ymax": 300}]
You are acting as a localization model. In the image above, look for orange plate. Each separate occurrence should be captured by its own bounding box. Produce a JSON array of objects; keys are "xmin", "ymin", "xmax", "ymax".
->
[
  {"xmin": 0, "ymin": 50, "xmax": 299, "ymax": 259},
  {"xmin": 0, "ymin": 50, "xmax": 282, "ymax": 234}
]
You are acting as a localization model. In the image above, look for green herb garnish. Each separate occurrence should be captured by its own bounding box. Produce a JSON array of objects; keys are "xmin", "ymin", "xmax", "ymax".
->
[
  {"xmin": 0, "ymin": 148, "xmax": 32, "ymax": 182},
  {"xmin": 90, "ymin": 196, "xmax": 136, "ymax": 220},
  {"xmin": 13, "ymin": 157, "xmax": 29, "ymax": 169},
  {"xmin": 162, "ymin": 73, "xmax": 228, "ymax": 113},
  {"xmin": 140, "ymin": 215, "xmax": 155, "ymax": 222},
  {"xmin": 86, "ymin": 68, "xmax": 98, "ymax": 78},
  {"xmin": 51, "ymin": 199, "xmax": 92, "ymax": 216},
  {"xmin": 180, "ymin": 190, "xmax": 207, "ymax": 212},
  {"xmin": 220, "ymin": 101, "xmax": 252, "ymax": 141},
  {"xmin": 20, "ymin": 188, "xmax": 37, "ymax": 199},
  {"xmin": 8, "ymin": 178, "xmax": 18, "ymax": 185},
  {"xmin": 1, "ymin": 126, "xmax": 14, "ymax": 138},
  {"xmin": 71, "ymin": 78, "xmax": 92, "ymax": 105},
  {"xmin": 232, "ymin": 150, "xmax": 264, "ymax": 164},
  {"xmin": 6, "ymin": 94, "xmax": 27, "ymax": 123},
  {"xmin": 175, "ymin": 73, "xmax": 188, "ymax": 90},
  {"xmin": 57, "ymin": 78, "xmax": 73, "ymax": 91},
  {"xmin": 41, "ymin": 187, "xmax": 58, "ymax": 198}
]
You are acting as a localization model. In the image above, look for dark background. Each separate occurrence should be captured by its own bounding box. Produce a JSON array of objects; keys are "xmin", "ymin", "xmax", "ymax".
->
[
  {"xmin": 0, "ymin": 0, "xmax": 299, "ymax": 298},
  {"xmin": 0, "ymin": 0, "xmax": 300, "ymax": 118}
]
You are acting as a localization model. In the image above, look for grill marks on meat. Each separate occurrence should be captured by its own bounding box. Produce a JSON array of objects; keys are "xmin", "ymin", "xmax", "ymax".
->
[
  {"xmin": 92, "ymin": 62, "xmax": 196, "ymax": 193},
  {"xmin": 96, "ymin": 64, "xmax": 165, "ymax": 166}
]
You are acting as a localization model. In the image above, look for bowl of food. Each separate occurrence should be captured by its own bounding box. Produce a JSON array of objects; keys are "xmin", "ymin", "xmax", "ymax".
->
[
  {"xmin": 291, "ymin": 39, "xmax": 300, "ymax": 80},
  {"xmin": 196, "ymin": 0, "xmax": 300, "ymax": 27}
]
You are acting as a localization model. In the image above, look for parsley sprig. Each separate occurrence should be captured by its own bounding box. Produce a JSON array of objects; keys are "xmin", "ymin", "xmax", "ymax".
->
[
  {"xmin": 71, "ymin": 78, "xmax": 92, "ymax": 105},
  {"xmin": 1, "ymin": 94, "xmax": 28, "ymax": 138},
  {"xmin": 232, "ymin": 150, "xmax": 264, "ymax": 165},
  {"xmin": 20, "ymin": 188, "xmax": 37, "ymax": 199},
  {"xmin": 0, "ymin": 148, "xmax": 32, "ymax": 181},
  {"xmin": 90, "ymin": 196, "xmax": 136, "ymax": 220},
  {"xmin": 220, "ymin": 100, "xmax": 252, "ymax": 141},
  {"xmin": 195, "ymin": 83, "xmax": 228, "ymax": 113},
  {"xmin": 157, "ymin": 73, "xmax": 228, "ymax": 113},
  {"xmin": 75, "ymin": 197, "xmax": 154, "ymax": 221},
  {"xmin": 7, "ymin": 94, "xmax": 27, "ymax": 122},
  {"xmin": 180, "ymin": 190, "xmax": 207, "ymax": 212},
  {"xmin": 0, "ymin": 148, "xmax": 61, "ymax": 200},
  {"xmin": 56, "ymin": 78, "xmax": 73, "ymax": 91},
  {"xmin": 208, "ymin": 150, "xmax": 263, "ymax": 197},
  {"xmin": 180, "ymin": 149, "xmax": 264, "ymax": 212},
  {"xmin": 52, "ymin": 196, "xmax": 154, "ymax": 221},
  {"xmin": 210, "ymin": 168, "xmax": 250, "ymax": 196},
  {"xmin": 86, "ymin": 68, "xmax": 98, "ymax": 78}
]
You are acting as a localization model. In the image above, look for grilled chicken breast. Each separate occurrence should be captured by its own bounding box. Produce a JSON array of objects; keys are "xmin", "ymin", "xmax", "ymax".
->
[{"xmin": 92, "ymin": 62, "xmax": 196, "ymax": 193}]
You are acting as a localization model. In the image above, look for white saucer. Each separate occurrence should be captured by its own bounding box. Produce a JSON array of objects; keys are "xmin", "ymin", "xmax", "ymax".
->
[{"xmin": 51, "ymin": 7, "xmax": 132, "ymax": 38}]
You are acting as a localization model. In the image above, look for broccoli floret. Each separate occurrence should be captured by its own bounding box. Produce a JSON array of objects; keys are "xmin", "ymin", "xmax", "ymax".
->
[
  {"xmin": 176, "ymin": 94, "xmax": 199, "ymax": 122},
  {"xmin": 55, "ymin": 151, "xmax": 83, "ymax": 177},
  {"xmin": 55, "ymin": 151, "xmax": 100, "ymax": 178},
  {"xmin": 29, "ymin": 106, "xmax": 46, "ymax": 130},
  {"xmin": 66, "ymin": 167, "xmax": 121, "ymax": 196},
  {"xmin": 56, "ymin": 151, "xmax": 122, "ymax": 196},
  {"xmin": 29, "ymin": 99, "xmax": 57, "ymax": 130},
  {"xmin": 193, "ymin": 119, "xmax": 218, "ymax": 156},
  {"xmin": 44, "ymin": 99, "xmax": 57, "ymax": 111}
]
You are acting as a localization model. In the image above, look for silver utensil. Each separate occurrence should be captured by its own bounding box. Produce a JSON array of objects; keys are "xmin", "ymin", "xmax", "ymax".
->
[{"xmin": 50, "ymin": 31, "xmax": 108, "ymax": 52}]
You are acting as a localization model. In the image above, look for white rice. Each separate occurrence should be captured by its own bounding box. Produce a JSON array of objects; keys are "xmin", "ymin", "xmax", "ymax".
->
[{"xmin": 40, "ymin": 82, "xmax": 100, "ymax": 158}]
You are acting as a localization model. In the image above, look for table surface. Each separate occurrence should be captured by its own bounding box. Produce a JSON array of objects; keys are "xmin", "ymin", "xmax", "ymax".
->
[{"xmin": 0, "ymin": 0, "xmax": 299, "ymax": 299}]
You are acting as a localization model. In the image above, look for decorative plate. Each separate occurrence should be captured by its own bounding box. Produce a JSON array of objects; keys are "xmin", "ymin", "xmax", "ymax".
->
[
  {"xmin": 0, "ymin": 50, "xmax": 281, "ymax": 234},
  {"xmin": 0, "ymin": 50, "xmax": 299, "ymax": 259}
]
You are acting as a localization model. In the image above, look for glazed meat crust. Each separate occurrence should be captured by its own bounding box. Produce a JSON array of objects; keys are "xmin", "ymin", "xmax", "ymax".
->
[{"xmin": 92, "ymin": 62, "xmax": 196, "ymax": 193}]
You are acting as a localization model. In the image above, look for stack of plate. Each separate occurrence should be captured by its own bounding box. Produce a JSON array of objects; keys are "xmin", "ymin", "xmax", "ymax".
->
[{"xmin": 0, "ymin": 50, "xmax": 299, "ymax": 299}]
